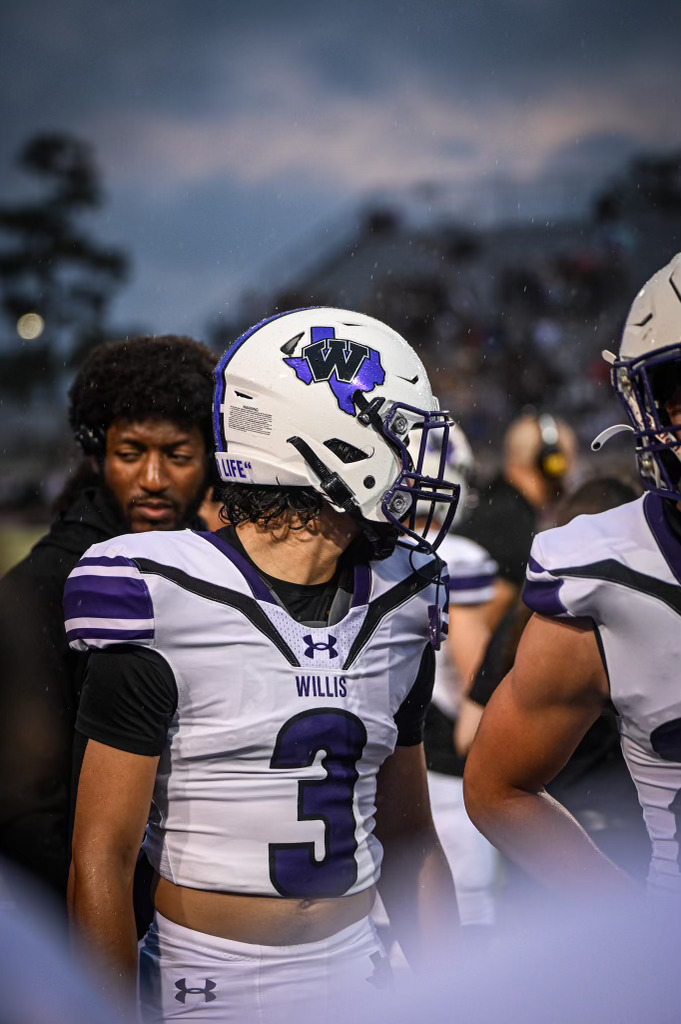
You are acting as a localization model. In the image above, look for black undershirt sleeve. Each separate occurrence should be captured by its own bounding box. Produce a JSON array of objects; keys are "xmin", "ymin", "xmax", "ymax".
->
[
  {"xmin": 393, "ymin": 642, "xmax": 435, "ymax": 746},
  {"xmin": 75, "ymin": 645, "xmax": 178, "ymax": 757}
]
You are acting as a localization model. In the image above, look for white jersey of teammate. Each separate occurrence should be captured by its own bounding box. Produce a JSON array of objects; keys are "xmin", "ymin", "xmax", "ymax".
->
[
  {"xmin": 66, "ymin": 528, "xmax": 444, "ymax": 900},
  {"xmin": 431, "ymin": 532, "xmax": 497, "ymax": 719},
  {"xmin": 524, "ymin": 493, "xmax": 681, "ymax": 893}
]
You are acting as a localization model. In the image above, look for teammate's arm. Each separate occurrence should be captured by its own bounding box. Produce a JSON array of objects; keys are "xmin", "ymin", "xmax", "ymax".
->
[
  {"xmin": 69, "ymin": 739, "xmax": 159, "ymax": 994},
  {"xmin": 374, "ymin": 741, "xmax": 458, "ymax": 968},
  {"xmin": 463, "ymin": 612, "xmax": 633, "ymax": 892}
]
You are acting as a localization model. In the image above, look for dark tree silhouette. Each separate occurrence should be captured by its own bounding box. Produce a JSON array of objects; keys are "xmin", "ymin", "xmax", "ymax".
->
[{"xmin": 0, "ymin": 133, "xmax": 129, "ymax": 395}]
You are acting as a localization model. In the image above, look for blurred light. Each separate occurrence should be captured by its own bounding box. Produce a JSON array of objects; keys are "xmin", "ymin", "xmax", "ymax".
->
[{"xmin": 17, "ymin": 313, "xmax": 45, "ymax": 340}]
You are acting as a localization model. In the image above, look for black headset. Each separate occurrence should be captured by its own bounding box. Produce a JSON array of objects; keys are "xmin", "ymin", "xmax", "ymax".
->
[
  {"xmin": 536, "ymin": 413, "xmax": 568, "ymax": 479},
  {"xmin": 73, "ymin": 424, "xmax": 106, "ymax": 459}
]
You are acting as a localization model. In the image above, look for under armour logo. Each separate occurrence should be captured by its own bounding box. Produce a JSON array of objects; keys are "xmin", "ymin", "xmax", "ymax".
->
[
  {"xmin": 367, "ymin": 951, "xmax": 393, "ymax": 990},
  {"xmin": 175, "ymin": 978, "xmax": 217, "ymax": 1003},
  {"xmin": 303, "ymin": 634, "xmax": 338, "ymax": 659}
]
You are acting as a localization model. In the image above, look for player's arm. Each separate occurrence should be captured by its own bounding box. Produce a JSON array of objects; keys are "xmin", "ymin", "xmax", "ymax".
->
[
  {"xmin": 69, "ymin": 739, "xmax": 159, "ymax": 993},
  {"xmin": 463, "ymin": 613, "xmax": 633, "ymax": 892},
  {"xmin": 67, "ymin": 644, "xmax": 177, "ymax": 994},
  {"xmin": 374, "ymin": 741, "xmax": 458, "ymax": 968},
  {"xmin": 447, "ymin": 603, "xmax": 491, "ymax": 695}
]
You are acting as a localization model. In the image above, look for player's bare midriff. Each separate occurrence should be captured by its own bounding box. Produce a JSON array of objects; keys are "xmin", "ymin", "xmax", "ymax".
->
[{"xmin": 154, "ymin": 875, "xmax": 377, "ymax": 945}]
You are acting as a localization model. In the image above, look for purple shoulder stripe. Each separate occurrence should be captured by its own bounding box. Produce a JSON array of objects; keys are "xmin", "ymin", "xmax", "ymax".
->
[
  {"xmin": 522, "ymin": 576, "xmax": 568, "ymax": 617},
  {"xmin": 64, "ymin": 573, "xmax": 153, "ymax": 623},
  {"xmin": 193, "ymin": 531, "xmax": 276, "ymax": 602},
  {"xmin": 448, "ymin": 573, "xmax": 496, "ymax": 592},
  {"xmin": 77, "ymin": 555, "xmax": 137, "ymax": 567},
  {"xmin": 65, "ymin": 626, "xmax": 154, "ymax": 642},
  {"xmin": 527, "ymin": 554, "xmax": 545, "ymax": 574}
]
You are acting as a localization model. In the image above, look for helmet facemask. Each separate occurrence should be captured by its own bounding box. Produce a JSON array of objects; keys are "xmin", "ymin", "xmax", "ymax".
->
[
  {"xmin": 613, "ymin": 343, "xmax": 681, "ymax": 502},
  {"xmin": 378, "ymin": 402, "xmax": 461, "ymax": 553}
]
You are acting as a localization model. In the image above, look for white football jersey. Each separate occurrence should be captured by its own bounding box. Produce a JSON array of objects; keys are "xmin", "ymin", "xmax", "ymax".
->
[
  {"xmin": 431, "ymin": 533, "xmax": 497, "ymax": 719},
  {"xmin": 66, "ymin": 529, "xmax": 444, "ymax": 899},
  {"xmin": 524, "ymin": 494, "xmax": 681, "ymax": 894}
]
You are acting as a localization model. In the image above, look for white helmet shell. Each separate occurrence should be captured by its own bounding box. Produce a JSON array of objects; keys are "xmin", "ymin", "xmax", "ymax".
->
[
  {"xmin": 609, "ymin": 252, "xmax": 681, "ymax": 500},
  {"xmin": 214, "ymin": 308, "xmax": 459, "ymax": 540}
]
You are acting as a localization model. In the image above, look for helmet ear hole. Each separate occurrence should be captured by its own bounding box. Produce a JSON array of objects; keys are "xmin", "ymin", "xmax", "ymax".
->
[{"xmin": 323, "ymin": 439, "xmax": 371, "ymax": 465}]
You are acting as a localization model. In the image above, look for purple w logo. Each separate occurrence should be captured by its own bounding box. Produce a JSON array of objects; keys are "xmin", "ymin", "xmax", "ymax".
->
[
  {"xmin": 285, "ymin": 327, "xmax": 385, "ymax": 415},
  {"xmin": 304, "ymin": 337, "xmax": 369, "ymax": 383}
]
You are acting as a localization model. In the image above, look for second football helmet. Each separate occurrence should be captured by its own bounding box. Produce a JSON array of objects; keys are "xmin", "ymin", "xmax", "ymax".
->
[
  {"xmin": 213, "ymin": 307, "xmax": 460, "ymax": 551},
  {"xmin": 417, "ymin": 420, "xmax": 474, "ymax": 530},
  {"xmin": 594, "ymin": 252, "xmax": 681, "ymax": 502}
]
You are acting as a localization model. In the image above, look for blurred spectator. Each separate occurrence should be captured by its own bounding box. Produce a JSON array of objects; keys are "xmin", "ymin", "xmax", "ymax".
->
[
  {"xmin": 456, "ymin": 412, "xmax": 577, "ymax": 633},
  {"xmin": 0, "ymin": 335, "xmax": 216, "ymax": 901}
]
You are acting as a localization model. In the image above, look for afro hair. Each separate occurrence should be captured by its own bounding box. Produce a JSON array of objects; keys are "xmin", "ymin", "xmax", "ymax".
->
[{"xmin": 68, "ymin": 335, "xmax": 217, "ymax": 451}]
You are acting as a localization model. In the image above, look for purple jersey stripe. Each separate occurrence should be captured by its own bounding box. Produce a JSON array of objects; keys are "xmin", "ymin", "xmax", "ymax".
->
[
  {"xmin": 193, "ymin": 531, "xmax": 276, "ymax": 602},
  {"xmin": 448, "ymin": 574, "xmax": 496, "ymax": 592},
  {"xmin": 77, "ymin": 555, "xmax": 137, "ymax": 567},
  {"xmin": 351, "ymin": 564, "xmax": 372, "ymax": 608},
  {"xmin": 522, "ymin": 576, "xmax": 567, "ymax": 617},
  {"xmin": 64, "ymin": 574, "xmax": 153, "ymax": 623},
  {"xmin": 644, "ymin": 492, "xmax": 681, "ymax": 585},
  {"xmin": 66, "ymin": 626, "xmax": 155, "ymax": 642}
]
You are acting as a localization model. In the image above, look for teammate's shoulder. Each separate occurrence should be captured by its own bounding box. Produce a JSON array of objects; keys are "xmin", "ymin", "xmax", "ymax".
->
[
  {"xmin": 532, "ymin": 495, "xmax": 645, "ymax": 571},
  {"xmin": 439, "ymin": 532, "xmax": 497, "ymax": 571},
  {"xmin": 372, "ymin": 542, "xmax": 442, "ymax": 591}
]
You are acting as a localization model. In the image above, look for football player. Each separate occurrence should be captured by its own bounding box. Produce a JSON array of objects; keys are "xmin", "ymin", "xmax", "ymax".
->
[
  {"xmin": 66, "ymin": 309, "xmax": 460, "ymax": 1021},
  {"xmin": 418, "ymin": 425, "xmax": 501, "ymax": 926},
  {"xmin": 464, "ymin": 253, "xmax": 681, "ymax": 899}
]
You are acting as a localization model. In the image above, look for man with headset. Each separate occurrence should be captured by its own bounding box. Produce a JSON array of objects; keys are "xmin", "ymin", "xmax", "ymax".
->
[
  {"xmin": 0, "ymin": 335, "xmax": 216, "ymax": 900},
  {"xmin": 457, "ymin": 411, "xmax": 577, "ymax": 630}
]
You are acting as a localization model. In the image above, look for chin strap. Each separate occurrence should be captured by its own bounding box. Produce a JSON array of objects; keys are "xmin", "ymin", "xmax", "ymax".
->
[
  {"xmin": 286, "ymin": 436, "xmax": 357, "ymax": 513},
  {"xmin": 591, "ymin": 423, "xmax": 635, "ymax": 451}
]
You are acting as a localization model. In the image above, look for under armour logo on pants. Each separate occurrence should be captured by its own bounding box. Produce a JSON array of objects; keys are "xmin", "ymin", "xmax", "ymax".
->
[{"xmin": 175, "ymin": 978, "xmax": 217, "ymax": 1003}]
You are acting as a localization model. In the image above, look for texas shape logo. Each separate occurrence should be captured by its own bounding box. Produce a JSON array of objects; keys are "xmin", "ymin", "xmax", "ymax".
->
[{"xmin": 285, "ymin": 327, "xmax": 385, "ymax": 415}]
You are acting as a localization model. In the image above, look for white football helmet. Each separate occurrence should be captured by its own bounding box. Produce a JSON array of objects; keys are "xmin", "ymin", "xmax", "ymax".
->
[
  {"xmin": 593, "ymin": 252, "xmax": 681, "ymax": 501},
  {"xmin": 213, "ymin": 307, "xmax": 460, "ymax": 551}
]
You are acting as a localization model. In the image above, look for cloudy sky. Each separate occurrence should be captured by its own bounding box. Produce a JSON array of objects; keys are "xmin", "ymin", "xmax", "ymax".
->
[{"xmin": 1, "ymin": 0, "xmax": 679, "ymax": 339}]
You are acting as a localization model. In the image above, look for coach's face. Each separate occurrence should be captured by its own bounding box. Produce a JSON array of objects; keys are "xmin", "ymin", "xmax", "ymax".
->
[{"xmin": 104, "ymin": 418, "xmax": 208, "ymax": 532}]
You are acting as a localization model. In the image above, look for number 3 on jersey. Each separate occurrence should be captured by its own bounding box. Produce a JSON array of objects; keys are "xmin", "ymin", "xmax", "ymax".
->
[{"xmin": 268, "ymin": 709, "xmax": 367, "ymax": 898}]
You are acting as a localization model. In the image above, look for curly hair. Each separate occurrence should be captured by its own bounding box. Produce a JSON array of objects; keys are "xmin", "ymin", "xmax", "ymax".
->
[
  {"xmin": 215, "ymin": 482, "xmax": 398, "ymax": 558},
  {"xmin": 68, "ymin": 335, "xmax": 217, "ymax": 450},
  {"xmin": 215, "ymin": 483, "xmax": 328, "ymax": 528}
]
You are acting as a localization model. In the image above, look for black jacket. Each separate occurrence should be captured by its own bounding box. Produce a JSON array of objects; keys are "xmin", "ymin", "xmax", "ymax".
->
[
  {"xmin": 0, "ymin": 488, "xmax": 203, "ymax": 897},
  {"xmin": 0, "ymin": 488, "xmax": 132, "ymax": 894}
]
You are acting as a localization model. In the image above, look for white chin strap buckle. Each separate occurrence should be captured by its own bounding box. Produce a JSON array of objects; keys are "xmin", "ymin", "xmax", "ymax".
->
[{"xmin": 591, "ymin": 423, "xmax": 635, "ymax": 452}]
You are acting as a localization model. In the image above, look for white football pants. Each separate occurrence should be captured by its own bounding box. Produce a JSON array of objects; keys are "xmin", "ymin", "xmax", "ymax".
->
[
  {"xmin": 139, "ymin": 911, "xmax": 390, "ymax": 1023},
  {"xmin": 427, "ymin": 770, "xmax": 499, "ymax": 926}
]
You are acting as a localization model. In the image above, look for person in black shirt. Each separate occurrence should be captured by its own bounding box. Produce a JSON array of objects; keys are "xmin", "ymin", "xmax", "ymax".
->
[
  {"xmin": 458, "ymin": 412, "xmax": 577, "ymax": 630},
  {"xmin": 0, "ymin": 335, "xmax": 216, "ymax": 899}
]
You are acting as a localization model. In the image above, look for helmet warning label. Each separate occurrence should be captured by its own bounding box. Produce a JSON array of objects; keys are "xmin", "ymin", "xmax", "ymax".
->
[{"xmin": 228, "ymin": 405, "xmax": 273, "ymax": 436}]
